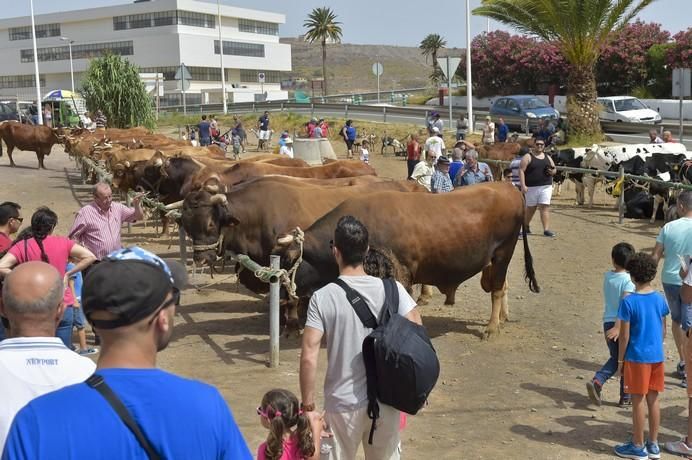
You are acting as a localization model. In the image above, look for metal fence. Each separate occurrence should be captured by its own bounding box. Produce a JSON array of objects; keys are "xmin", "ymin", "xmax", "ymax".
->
[{"xmin": 159, "ymin": 101, "xmax": 692, "ymax": 137}]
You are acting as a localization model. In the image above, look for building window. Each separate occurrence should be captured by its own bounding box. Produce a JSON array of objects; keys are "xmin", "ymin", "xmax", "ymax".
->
[
  {"xmin": 239, "ymin": 70, "xmax": 281, "ymax": 83},
  {"xmin": 0, "ymin": 74, "xmax": 45, "ymax": 89},
  {"xmin": 9, "ymin": 23, "xmax": 61, "ymax": 41},
  {"xmin": 113, "ymin": 10, "xmax": 214, "ymax": 30},
  {"xmin": 139, "ymin": 66, "xmax": 221, "ymax": 82},
  {"xmin": 238, "ymin": 19, "xmax": 279, "ymax": 36},
  {"xmin": 214, "ymin": 40, "xmax": 265, "ymax": 58},
  {"xmin": 20, "ymin": 41, "xmax": 134, "ymax": 63}
]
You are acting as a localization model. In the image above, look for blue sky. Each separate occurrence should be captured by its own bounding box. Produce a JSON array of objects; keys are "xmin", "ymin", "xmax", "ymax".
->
[{"xmin": 4, "ymin": 0, "xmax": 689, "ymax": 47}]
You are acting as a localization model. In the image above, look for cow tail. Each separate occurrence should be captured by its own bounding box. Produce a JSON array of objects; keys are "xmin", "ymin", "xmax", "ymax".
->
[{"xmin": 521, "ymin": 204, "xmax": 540, "ymax": 293}]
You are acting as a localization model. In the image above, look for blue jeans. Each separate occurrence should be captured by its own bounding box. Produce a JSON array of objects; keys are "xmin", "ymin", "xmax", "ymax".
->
[
  {"xmin": 55, "ymin": 306, "xmax": 75, "ymax": 349},
  {"xmin": 594, "ymin": 321, "xmax": 626, "ymax": 398}
]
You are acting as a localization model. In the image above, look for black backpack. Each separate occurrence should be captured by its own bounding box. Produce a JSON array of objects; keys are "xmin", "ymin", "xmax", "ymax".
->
[{"xmin": 333, "ymin": 278, "xmax": 440, "ymax": 444}]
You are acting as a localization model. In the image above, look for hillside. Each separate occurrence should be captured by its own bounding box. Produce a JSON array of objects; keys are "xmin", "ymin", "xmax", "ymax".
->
[{"xmin": 281, "ymin": 37, "xmax": 464, "ymax": 95}]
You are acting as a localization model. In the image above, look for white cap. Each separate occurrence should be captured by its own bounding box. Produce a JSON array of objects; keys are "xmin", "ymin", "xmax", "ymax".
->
[
  {"xmin": 285, "ymin": 137, "xmax": 293, "ymax": 144},
  {"xmin": 432, "ymin": 127, "xmax": 440, "ymax": 133}
]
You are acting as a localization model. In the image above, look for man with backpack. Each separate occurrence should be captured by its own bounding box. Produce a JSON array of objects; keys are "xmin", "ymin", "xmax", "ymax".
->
[{"xmin": 300, "ymin": 216, "xmax": 428, "ymax": 460}]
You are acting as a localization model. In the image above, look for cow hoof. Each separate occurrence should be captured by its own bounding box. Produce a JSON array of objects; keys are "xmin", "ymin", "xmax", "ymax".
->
[
  {"xmin": 500, "ymin": 313, "xmax": 510, "ymax": 323},
  {"xmin": 482, "ymin": 324, "xmax": 501, "ymax": 340},
  {"xmin": 282, "ymin": 318, "xmax": 302, "ymax": 338},
  {"xmin": 416, "ymin": 295, "xmax": 431, "ymax": 306}
]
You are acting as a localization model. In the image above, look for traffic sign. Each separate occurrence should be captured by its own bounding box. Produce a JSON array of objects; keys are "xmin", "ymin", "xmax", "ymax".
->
[
  {"xmin": 174, "ymin": 64, "xmax": 192, "ymax": 81},
  {"xmin": 176, "ymin": 79, "xmax": 190, "ymax": 92},
  {"xmin": 372, "ymin": 62, "xmax": 383, "ymax": 77},
  {"xmin": 673, "ymin": 68, "xmax": 691, "ymax": 98},
  {"xmin": 438, "ymin": 57, "xmax": 461, "ymax": 79},
  {"xmin": 258, "ymin": 72, "xmax": 266, "ymax": 83}
]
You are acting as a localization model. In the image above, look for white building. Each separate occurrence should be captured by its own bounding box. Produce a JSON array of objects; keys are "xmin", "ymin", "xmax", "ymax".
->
[{"xmin": 0, "ymin": 0, "xmax": 291, "ymax": 106}]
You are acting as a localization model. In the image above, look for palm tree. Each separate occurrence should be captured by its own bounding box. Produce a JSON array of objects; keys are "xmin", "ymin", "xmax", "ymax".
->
[
  {"xmin": 473, "ymin": 0, "xmax": 656, "ymax": 137},
  {"xmin": 303, "ymin": 7, "xmax": 343, "ymax": 96},
  {"xmin": 419, "ymin": 34, "xmax": 447, "ymax": 84}
]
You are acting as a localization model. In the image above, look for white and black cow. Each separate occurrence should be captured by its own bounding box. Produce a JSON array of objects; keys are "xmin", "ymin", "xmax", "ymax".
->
[{"xmin": 549, "ymin": 144, "xmax": 605, "ymax": 207}]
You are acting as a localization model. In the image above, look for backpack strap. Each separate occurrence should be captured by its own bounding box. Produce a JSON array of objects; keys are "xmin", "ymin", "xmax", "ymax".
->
[
  {"xmin": 333, "ymin": 278, "xmax": 377, "ymax": 329},
  {"xmin": 86, "ymin": 375, "xmax": 162, "ymax": 460}
]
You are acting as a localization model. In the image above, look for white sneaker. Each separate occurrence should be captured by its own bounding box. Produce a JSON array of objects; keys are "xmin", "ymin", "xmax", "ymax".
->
[{"xmin": 665, "ymin": 439, "xmax": 692, "ymax": 457}]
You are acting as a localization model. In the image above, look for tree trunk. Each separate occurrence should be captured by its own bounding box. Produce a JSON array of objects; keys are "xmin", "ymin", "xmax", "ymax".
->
[
  {"xmin": 322, "ymin": 39, "xmax": 327, "ymax": 97},
  {"xmin": 565, "ymin": 64, "xmax": 602, "ymax": 137}
]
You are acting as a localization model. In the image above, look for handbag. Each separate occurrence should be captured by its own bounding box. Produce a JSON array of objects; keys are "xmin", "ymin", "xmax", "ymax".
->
[{"xmin": 86, "ymin": 374, "xmax": 162, "ymax": 460}]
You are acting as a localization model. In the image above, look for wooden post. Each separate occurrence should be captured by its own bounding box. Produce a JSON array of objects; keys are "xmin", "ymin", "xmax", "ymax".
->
[
  {"xmin": 178, "ymin": 226, "xmax": 187, "ymax": 265},
  {"xmin": 383, "ymin": 106, "xmax": 387, "ymax": 123},
  {"xmin": 126, "ymin": 193, "xmax": 132, "ymax": 234},
  {"xmin": 269, "ymin": 255, "xmax": 280, "ymax": 368},
  {"xmin": 618, "ymin": 165, "xmax": 625, "ymax": 224}
]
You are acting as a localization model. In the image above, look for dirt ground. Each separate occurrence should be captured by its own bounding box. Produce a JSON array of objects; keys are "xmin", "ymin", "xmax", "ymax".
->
[{"xmin": 2, "ymin": 140, "xmax": 690, "ymax": 460}]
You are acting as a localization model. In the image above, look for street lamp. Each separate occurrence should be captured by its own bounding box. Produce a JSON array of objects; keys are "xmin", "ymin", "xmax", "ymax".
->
[
  {"xmin": 60, "ymin": 36, "xmax": 75, "ymax": 93},
  {"xmin": 465, "ymin": 0, "xmax": 474, "ymax": 134},
  {"xmin": 216, "ymin": 0, "xmax": 227, "ymax": 114},
  {"xmin": 29, "ymin": 0, "xmax": 43, "ymax": 125}
]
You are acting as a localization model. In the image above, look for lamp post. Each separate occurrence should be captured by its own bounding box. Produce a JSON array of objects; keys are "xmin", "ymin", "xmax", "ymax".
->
[
  {"xmin": 29, "ymin": 0, "xmax": 43, "ymax": 125},
  {"xmin": 217, "ymin": 0, "xmax": 227, "ymax": 114},
  {"xmin": 465, "ymin": 0, "xmax": 473, "ymax": 134},
  {"xmin": 60, "ymin": 36, "xmax": 75, "ymax": 93}
]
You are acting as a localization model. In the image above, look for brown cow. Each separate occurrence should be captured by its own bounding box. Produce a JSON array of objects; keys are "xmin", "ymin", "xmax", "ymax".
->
[
  {"xmin": 273, "ymin": 182, "xmax": 540, "ymax": 338},
  {"xmin": 185, "ymin": 160, "xmax": 377, "ymax": 194},
  {"xmin": 0, "ymin": 121, "xmax": 62, "ymax": 169},
  {"xmin": 180, "ymin": 176, "xmax": 425, "ymax": 329},
  {"xmin": 476, "ymin": 143, "xmax": 522, "ymax": 181}
]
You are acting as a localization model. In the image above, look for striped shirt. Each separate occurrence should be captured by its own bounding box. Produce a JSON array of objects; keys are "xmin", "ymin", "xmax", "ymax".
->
[
  {"xmin": 69, "ymin": 202, "xmax": 137, "ymax": 260},
  {"xmin": 0, "ymin": 337, "xmax": 95, "ymax": 449}
]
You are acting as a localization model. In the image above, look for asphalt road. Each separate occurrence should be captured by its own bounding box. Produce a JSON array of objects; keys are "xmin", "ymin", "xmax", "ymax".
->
[{"xmin": 278, "ymin": 107, "xmax": 692, "ymax": 149}]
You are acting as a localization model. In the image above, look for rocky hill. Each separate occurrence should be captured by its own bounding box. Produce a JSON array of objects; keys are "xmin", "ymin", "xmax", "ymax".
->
[{"xmin": 281, "ymin": 37, "xmax": 464, "ymax": 95}]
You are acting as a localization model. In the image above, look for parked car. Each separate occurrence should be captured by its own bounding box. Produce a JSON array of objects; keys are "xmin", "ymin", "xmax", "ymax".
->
[
  {"xmin": 0, "ymin": 102, "xmax": 20, "ymax": 123},
  {"xmin": 597, "ymin": 96, "xmax": 661, "ymax": 124},
  {"xmin": 490, "ymin": 96, "xmax": 560, "ymax": 127}
]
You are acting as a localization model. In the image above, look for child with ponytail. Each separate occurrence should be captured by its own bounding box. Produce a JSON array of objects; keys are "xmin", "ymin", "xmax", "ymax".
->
[{"xmin": 257, "ymin": 389, "xmax": 323, "ymax": 460}]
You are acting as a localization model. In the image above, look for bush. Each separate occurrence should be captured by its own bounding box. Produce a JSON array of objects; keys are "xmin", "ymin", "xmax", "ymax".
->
[{"xmin": 80, "ymin": 54, "xmax": 155, "ymax": 129}]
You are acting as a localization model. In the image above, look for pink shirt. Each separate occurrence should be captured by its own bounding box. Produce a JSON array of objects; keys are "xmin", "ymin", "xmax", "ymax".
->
[
  {"xmin": 257, "ymin": 436, "xmax": 303, "ymax": 460},
  {"xmin": 0, "ymin": 232, "xmax": 11, "ymax": 254},
  {"xmin": 9, "ymin": 236, "xmax": 75, "ymax": 305},
  {"xmin": 68, "ymin": 202, "xmax": 136, "ymax": 260}
]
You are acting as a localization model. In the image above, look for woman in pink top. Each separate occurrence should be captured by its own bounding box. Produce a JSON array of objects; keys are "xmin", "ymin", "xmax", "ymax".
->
[
  {"xmin": 257, "ymin": 389, "xmax": 324, "ymax": 460},
  {"xmin": 0, "ymin": 207, "xmax": 96, "ymax": 348}
]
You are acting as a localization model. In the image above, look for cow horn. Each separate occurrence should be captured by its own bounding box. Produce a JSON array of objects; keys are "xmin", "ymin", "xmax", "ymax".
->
[
  {"xmin": 124, "ymin": 160, "xmax": 131, "ymax": 168},
  {"xmin": 164, "ymin": 200, "xmax": 184, "ymax": 210},
  {"xmin": 204, "ymin": 183, "xmax": 219, "ymax": 193},
  {"xmin": 209, "ymin": 194, "xmax": 227, "ymax": 205},
  {"xmin": 277, "ymin": 234, "xmax": 294, "ymax": 245},
  {"xmin": 154, "ymin": 157, "xmax": 163, "ymax": 167}
]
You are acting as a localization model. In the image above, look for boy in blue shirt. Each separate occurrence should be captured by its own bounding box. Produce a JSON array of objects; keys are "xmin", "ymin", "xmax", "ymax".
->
[
  {"xmin": 614, "ymin": 252, "xmax": 669, "ymax": 460},
  {"xmin": 586, "ymin": 242, "xmax": 635, "ymax": 407}
]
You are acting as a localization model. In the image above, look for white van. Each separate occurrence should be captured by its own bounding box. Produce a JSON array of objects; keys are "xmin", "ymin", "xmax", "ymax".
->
[{"xmin": 598, "ymin": 96, "xmax": 661, "ymax": 124}]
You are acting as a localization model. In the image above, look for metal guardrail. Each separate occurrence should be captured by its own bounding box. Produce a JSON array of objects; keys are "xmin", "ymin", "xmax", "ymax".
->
[{"xmin": 159, "ymin": 101, "xmax": 692, "ymax": 137}]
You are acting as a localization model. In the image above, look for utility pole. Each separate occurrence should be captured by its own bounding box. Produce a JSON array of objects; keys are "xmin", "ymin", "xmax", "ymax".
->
[
  {"xmin": 216, "ymin": 0, "xmax": 227, "ymax": 114},
  {"xmin": 30, "ymin": 0, "xmax": 43, "ymax": 125},
  {"xmin": 465, "ymin": 0, "xmax": 473, "ymax": 134}
]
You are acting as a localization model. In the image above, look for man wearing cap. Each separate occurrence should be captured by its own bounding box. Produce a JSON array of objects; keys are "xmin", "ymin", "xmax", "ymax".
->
[
  {"xmin": 3, "ymin": 247, "xmax": 252, "ymax": 460},
  {"xmin": 430, "ymin": 155, "xmax": 454, "ymax": 194},
  {"xmin": 279, "ymin": 137, "xmax": 294, "ymax": 158},
  {"xmin": 0, "ymin": 262, "xmax": 95, "ymax": 450},
  {"xmin": 424, "ymin": 128, "xmax": 446, "ymax": 162}
]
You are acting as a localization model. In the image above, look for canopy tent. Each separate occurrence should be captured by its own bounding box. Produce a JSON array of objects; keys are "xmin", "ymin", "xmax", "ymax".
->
[{"xmin": 43, "ymin": 89, "xmax": 82, "ymax": 101}]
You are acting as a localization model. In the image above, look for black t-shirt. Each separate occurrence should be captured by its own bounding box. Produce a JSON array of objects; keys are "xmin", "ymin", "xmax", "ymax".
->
[
  {"xmin": 524, "ymin": 154, "xmax": 553, "ymax": 187},
  {"xmin": 259, "ymin": 115, "xmax": 269, "ymax": 130}
]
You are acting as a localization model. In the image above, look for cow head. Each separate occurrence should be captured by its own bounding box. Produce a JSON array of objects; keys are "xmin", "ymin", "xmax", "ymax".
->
[
  {"xmin": 135, "ymin": 151, "xmax": 169, "ymax": 193},
  {"xmin": 181, "ymin": 190, "xmax": 239, "ymax": 267},
  {"xmin": 272, "ymin": 228, "xmax": 305, "ymax": 269},
  {"xmin": 52, "ymin": 127, "xmax": 66, "ymax": 143},
  {"xmin": 582, "ymin": 145, "xmax": 611, "ymax": 171}
]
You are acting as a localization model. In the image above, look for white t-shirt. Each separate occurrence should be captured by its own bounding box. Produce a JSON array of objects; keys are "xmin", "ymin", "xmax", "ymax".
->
[
  {"xmin": 482, "ymin": 122, "xmax": 495, "ymax": 144},
  {"xmin": 0, "ymin": 337, "xmax": 95, "ymax": 449},
  {"xmin": 411, "ymin": 161, "xmax": 434, "ymax": 192},
  {"xmin": 360, "ymin": 148, "xmax": 369, "ymax": 164},
  {"xmin": 424, "ymin": 136, "xmax": 445, "ymax": 159},
  {"xmin": 305, "ymin": 275, "xmax": 416, "ymax": 412},
  {"xmin": 279, "ymin": 145, "xmax": 294, "ymax": 158}
]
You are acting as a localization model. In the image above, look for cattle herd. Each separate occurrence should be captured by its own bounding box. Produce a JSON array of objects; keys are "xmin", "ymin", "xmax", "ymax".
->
[{"xmin": 1, "ymin": 119, "xmax": 690, "ymax": 339}]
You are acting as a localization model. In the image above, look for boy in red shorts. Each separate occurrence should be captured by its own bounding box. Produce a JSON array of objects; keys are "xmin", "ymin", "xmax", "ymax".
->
[{"xmin": 614, "ymin": 252, "xmax": 669, "ymax": 460}]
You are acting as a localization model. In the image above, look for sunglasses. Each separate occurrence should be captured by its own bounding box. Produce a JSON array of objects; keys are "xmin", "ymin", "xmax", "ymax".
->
[
  {"xmin": 329, "ymin": 239, "xmax": 334, "ymax": 250},
  {"xmin": 147, "ymin": 288, "xmax": 181, "ymax": 325},
  {"xmin": 536, "ymin": 143, "xmax": 545, "ymax": 147},
  {"xmin": 12, "ymin": 217, "xmax": 23, "ymax": 223}
]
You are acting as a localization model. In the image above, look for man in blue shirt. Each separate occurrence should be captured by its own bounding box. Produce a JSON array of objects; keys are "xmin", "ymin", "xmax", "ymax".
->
[
  {"xmin": 496, "ymin": 117, "xmax": 509, "ymax": 143},
  {"xmin": 197, "ymin": 115, "xmax": 212, "ymax": 146},
  {"xmin": 2, "ymin": 247, "xmax": 252, "ymax": 460},
  {"xmin": 454, "ymin": 149, "xmax": 493, "ymax": 187}
]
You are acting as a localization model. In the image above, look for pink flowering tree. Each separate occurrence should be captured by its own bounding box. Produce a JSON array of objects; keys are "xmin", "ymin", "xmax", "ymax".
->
[
  {"xmin": 667, "ymin": 28, "xmax": 692, "ymax": 69},
  {"xmin": 596, "ymin": 21, "xmax": 670, "ymax": 95}
]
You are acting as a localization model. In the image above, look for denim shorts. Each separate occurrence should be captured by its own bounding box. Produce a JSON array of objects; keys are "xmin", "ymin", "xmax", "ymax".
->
[
  {"xmin": 72, "ymin": 306, "xmax": 87, "ymax": 330},
  {"xmin": 664, "ymin": 283, "xmax": 692, "ymax": 330}
]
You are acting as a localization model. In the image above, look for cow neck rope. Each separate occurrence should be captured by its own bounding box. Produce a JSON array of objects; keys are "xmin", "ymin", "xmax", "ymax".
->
[
  {"xmin": 192, "ymin": 233, "xmax": 225, "ymax": 256},
  {"xmin": 282, "ymin": 227, "xmax": 304, "ymax": 300}
]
